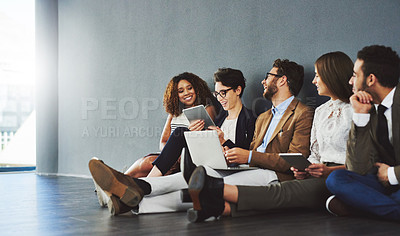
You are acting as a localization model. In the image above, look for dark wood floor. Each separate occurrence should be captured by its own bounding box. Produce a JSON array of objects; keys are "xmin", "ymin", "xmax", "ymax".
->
[{"xmin": 0, "ymin": 173, "xmax": 399, "ymax": 235}]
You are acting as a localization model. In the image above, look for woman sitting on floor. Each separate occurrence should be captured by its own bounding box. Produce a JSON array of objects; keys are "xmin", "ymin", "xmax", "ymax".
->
[
  {"xmin": 93, "ymin": 72, "xmax": 219, "ymax": 208},
  {"xmin": 185, "ymin": 51, "xmax": 355, "ymax": 222},
  {"xmin": 89, "ymin": 68, "xmax": 258, "ymax": 215},
  {"xmin": 124, "ymin": 72, "xmax": 219, "ymax": 178}
]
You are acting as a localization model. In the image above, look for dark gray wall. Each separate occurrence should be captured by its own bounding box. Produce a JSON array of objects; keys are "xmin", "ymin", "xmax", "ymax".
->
[{"xmin": 36, "ymin": 0, "xmax": 400, "ymax": 176}]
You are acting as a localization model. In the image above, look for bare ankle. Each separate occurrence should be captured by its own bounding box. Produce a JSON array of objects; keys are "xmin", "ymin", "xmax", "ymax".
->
[{"xmin": 222, "ymin": 201, "xmax": 231, "ymax": 216}]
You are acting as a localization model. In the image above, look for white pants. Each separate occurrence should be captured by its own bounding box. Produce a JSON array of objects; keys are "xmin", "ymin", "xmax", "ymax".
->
[
  {"xmin": 135, "ymin": 168, "xmax": 278, "ymax": 214},
  {"xmin": 203, "ymin": 166, "xmax": 278, "ymax": 186}
]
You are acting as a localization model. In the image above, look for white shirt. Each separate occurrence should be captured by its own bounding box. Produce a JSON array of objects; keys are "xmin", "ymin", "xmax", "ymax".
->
[
  {"xmin": 308, "ymin": 99, "xmax": 352, "ymax": 164},
  {"xmin": 353, "ymin": 87, "xmax": 398, "ymax": 185},
  {"xmin": 220, "ymin": 118, "xmax": 238, "ymax": 144},
  {"xmin": 171, "ymin": 113, "xmax": 190, "ymax": 133}
]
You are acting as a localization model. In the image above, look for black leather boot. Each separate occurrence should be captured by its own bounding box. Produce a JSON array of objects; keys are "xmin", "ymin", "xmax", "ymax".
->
[{"xmin": 187, "ymin": 166, "xmax": 224, "ymax": 222}]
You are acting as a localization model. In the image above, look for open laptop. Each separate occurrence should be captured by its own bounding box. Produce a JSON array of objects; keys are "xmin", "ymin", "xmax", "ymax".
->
[{"xmin": 184, "ymin": 130, "xmax": 258, "ymax": 170}]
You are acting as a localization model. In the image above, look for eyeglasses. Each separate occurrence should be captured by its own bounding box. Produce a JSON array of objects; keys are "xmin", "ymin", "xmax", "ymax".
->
[
  {"xmin": 265, "ymin": 72, "xmax": 284, "ymax": 80},
  {"xmin": 213, "ymin": 88, "xmax": 233, "ymax": 98}
]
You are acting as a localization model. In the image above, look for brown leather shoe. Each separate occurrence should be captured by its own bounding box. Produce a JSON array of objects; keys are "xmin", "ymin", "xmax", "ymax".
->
[
  {"xmin": 326, "ymin": 195, "xmax": 351, "ymax": 216},
  {"xmin": 108, "ymin": 195, "xmax": 134, "ymax": 215},
  {"xmin": 89, "ymin": 158, "xmax": 144, "ymax": 208}
]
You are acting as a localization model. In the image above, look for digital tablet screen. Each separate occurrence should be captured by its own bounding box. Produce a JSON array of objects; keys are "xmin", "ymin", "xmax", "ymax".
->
[
  {"xmin": 183, "ymin": 105, "xmax": 216, "ymax": 129},
  {"xmin": 279, "ymin": 153, "xmax": 311, "ymax": 171}
]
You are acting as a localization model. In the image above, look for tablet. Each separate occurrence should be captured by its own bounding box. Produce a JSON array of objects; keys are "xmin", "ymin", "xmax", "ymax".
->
[
  {"xmin": 279, "ymin": 153, "xmax": 311, "ymax": 171},
  {"xmin": 183, "ymin": 105, "xmax": 216, "ymax": 129}
]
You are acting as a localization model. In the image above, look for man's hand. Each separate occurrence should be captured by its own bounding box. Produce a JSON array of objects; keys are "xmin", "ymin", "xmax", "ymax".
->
[
  {"xmin": 208, "ymin": 126, "xmax": 226, "ymax": 145},
  {"xmin": 349, "ymin": 91, "xmax": 373, "ymax": 114},
  {"xmin": 224, "ymin": 147, "xmax": 249, "ymax": 164},
  {"xmin": 306, "ymin": 163, "xmax": 331, "ymax": 178},
  {"xmin": 291, "ymin": 167, "xmax": 309, "ymax": 179},
  {"xmin": 188, "ymin": 120, "xmax": 204, "ymax": 131},
  {"xmin": 375, "ymin": 162, "xmax": 390, "ymax": 187}
]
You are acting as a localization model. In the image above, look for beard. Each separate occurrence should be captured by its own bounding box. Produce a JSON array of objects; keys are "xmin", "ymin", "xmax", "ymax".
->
[
  {"xmin": 354, "ymin": 76, "xmax": 369, "ymax": 93},
  {"xmin": 263, "ymin": 79, "xmax": 278, "ymax": 100},
  {"xmin": 361, "ymin": 76, "xmax": 369, "ymax": 91}
]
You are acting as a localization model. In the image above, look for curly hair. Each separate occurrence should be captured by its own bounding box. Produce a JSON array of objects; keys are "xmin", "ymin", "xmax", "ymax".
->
[{"xmin": 163, "ymin": 72, "xmax": 214, "ymax": 117}]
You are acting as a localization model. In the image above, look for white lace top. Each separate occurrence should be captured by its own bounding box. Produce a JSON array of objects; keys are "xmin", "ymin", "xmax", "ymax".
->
[{"xmin": 307, "ymin": 99, "xmax": 352, "ymax": 165}]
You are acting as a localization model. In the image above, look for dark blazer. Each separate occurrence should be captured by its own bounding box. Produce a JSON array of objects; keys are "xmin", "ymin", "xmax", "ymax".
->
[
  {"xmin": 346, "ymin": 85, "xmax": 400, "ymax": 181},
  {"xmin": 214, "ymin": 105, "xmax": 257, "ymax": 150}
]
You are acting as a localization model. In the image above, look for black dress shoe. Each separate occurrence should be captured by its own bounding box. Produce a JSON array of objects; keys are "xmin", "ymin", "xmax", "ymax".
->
[{"xmin": 187, "ymin": 166, "xmax": 224, "ymax": 222}]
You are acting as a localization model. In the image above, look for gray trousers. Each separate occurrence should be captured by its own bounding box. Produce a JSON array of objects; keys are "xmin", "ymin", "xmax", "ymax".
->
[{"xmin": 231, "ymin": 178, "xmax": 331, "ymax": 217}]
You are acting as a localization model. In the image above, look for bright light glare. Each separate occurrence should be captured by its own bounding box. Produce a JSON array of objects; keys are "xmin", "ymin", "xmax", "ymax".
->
[
  {"xmin": 0, "ymin": 0, "xmax": 35, "ymax": 166},
  {"xmin": 0, "ymin": 0, "xmax": 35, "ymax": 85}
]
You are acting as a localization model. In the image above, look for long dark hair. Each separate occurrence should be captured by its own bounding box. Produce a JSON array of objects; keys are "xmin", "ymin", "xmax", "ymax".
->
[{"xmin": 315, "ymin": 51, "xmax": 353, "ymax": 103}]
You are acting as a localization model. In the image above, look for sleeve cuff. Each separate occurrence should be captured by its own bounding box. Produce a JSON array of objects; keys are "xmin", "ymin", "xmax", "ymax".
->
[
  {"xmin": 353, "ymin": 113, "xmax": 370, "ymax": 127},
  {"xmin": 388, "ymin": 167, "xmax": 399, "ymax": 185},
  {"xmin": 248, "ymin": 151, "xmax": 253, "ymax": 164}
]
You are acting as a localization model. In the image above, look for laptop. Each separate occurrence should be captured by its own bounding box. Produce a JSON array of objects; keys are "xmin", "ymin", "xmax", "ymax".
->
[{"xmin": 184, "ymin": 130, "xmax": 258, "ymax": 170}]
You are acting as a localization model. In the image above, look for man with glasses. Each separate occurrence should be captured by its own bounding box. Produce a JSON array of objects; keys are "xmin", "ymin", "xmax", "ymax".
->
[
  {"xmin": 88, "ymin": 68, "xmax": 258, "ymax": 215},
  {"xmin": 218, "ymin": 59, "xmax": 313, "ymax": 181},
  {"xmin": 89, "ymin": 62, "xmax": 313, "ymax": 217},
  {"xmin": 185, "ymin": 59, "xmax": 315, "ymax": 222}
]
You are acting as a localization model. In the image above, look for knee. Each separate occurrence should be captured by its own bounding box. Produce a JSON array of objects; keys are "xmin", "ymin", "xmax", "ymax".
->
[
  {"xmin": 171, "ymin": 127, "xmax": 189, "ymax": 137},
  {"xmin": 326, "ymin": 169, "xmax": 348, "ymax": 192}
]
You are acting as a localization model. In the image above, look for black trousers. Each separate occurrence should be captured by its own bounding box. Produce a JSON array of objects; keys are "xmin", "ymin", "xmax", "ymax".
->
[{"xmin": 152, "ymin": 127, "xmax": 196, "ymax": 181}]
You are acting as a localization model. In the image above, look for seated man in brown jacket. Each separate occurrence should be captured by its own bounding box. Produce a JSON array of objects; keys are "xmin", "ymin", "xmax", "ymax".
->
[
  {"xmin": 186, "ymin": 59, "xmax": 314, "ymax": 222},
  {"xmin": 88, "ymin": 59, "xmax": 313, "ymax": 218}
]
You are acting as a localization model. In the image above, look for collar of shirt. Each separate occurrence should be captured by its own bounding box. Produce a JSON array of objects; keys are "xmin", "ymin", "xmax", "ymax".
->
[
  {"xmin": 374, "ymin": 87, "xmax": 396, "ymax": 111},
  {"xmin": 272, "ymin": 96, "xmax": 295, "ymax": 116}
]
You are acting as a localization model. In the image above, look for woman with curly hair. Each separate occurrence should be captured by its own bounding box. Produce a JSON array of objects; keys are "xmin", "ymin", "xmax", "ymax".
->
[
  {"xmin": 160, "ymin": 72, "xmax": 218, "ymax": 150},
  {"xmin": 125, "ymin": 72, "xmax": 219, "ymax": 177},
  {"xmin": 89, "ymin": 68, "xmax": 257, "ymax": 215},
  {"xmin": 90, "ymin": 72, "xmax": 218, "ymax": 210}
]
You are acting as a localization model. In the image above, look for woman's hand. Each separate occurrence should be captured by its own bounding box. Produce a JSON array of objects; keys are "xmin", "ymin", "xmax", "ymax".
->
[
  {"xmin": 305, "ymin": 163, "xmax": 331, "ymax": 178},
  {"xmin": 291, "ymin": 167, "xmax": 309, "ymax": 180},
  {"xmin": 291, "ymin": 164, "xmax": 332, "ymax": 179},
  {"xmin": 208, "ymin": 126, "xmax": 226, "ymax": 145},
  {"xmin": 188, "ymin": 120, "xmax": 205, "ymax": 131}
]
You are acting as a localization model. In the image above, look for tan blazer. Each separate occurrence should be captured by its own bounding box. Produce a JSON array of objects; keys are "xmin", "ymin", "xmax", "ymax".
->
[
  {"xmin": 347, "ymin": 85, "xmax": 400, "ymax": 182},
  {"xmin": 249, "ymin": 98, "xmax": 314, "ymax": 181}
]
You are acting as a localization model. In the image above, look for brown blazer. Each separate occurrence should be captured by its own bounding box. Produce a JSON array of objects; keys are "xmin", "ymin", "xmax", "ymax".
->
[
  {"xmin": 346, "ymin": 85, "xmax": 400, "ymax": 181},
  {"xmin": 249, "ymin": 98, "xmax": 314, "ymax": 181}
]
